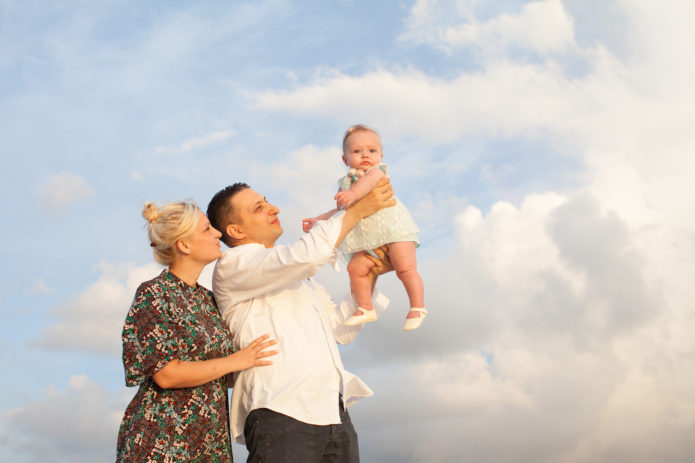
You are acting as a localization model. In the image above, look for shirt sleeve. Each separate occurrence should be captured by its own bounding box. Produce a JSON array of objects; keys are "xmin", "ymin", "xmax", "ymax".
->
[
  {"xmin": 312, "ymin": 280, "xmax": 389, "ymax": 345},
  {"xmin": 121, "ymin": 283, "xmax": 179, "ymax": 387},
  {"xmin": 213, "ymin": 211, "xmax": 345, "ymax": 311}
]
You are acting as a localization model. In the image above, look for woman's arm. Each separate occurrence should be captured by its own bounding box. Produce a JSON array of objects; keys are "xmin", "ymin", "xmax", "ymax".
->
[
  {"xmin": 335, "ymin": 168, "xmax": 386, "ymax": 210},
  {"xmin": 152, "ymin": 334, "xmax": 277, "ymax": 389}
]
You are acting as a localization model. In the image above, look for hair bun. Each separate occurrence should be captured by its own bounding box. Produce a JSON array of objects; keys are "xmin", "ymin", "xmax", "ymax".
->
[{"xmin": 142, "ymin": 202, "xmax": 161, "ymax": 224}]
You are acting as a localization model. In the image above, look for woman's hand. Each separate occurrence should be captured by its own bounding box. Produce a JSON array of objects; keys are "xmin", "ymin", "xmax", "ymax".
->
[
  {"xmin": 152, "ymin": 334, "xmax": 278, "ymax": 389},
  {"xmin": 233, "ymin": 334, "xmax": 278, "ymax": 370}
]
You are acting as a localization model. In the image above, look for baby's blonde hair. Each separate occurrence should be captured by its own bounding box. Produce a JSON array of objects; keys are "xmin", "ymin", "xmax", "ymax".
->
[
  {"xmin": 342, "ymin": 124, "xmax": 381, "ymax": 154},
  {"xmin": 142, "ymin": 200, "xmax": 199, "ymax": 266}
]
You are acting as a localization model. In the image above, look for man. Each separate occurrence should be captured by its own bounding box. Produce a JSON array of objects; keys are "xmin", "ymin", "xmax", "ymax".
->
[{"xmin": 207, "ymin": 180, "xmax": 395, "ymax": 462}]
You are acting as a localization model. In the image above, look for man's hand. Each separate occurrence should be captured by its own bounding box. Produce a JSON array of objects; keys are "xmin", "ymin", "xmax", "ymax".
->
[
  {"xmin": 348, "ymin": 178, "xmax": 395, "ymax": 220},
  {"xmin": 366, "ymin": 245, "xmax": 393, "ymax": 291},
  {"xmin": 334, "ymin": 178, "xmax": 396, "ymax": 248}
]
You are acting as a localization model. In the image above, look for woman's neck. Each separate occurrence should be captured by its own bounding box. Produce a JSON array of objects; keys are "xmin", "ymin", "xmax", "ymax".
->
[{"xmin": 168, "ymin": 260, "xmax": 204, "ymax": 287}]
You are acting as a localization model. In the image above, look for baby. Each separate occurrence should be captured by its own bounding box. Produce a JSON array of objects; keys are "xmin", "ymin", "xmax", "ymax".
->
[{"xmin": 302, "ymin": 124, "xmax": 426, "ymax": 330}]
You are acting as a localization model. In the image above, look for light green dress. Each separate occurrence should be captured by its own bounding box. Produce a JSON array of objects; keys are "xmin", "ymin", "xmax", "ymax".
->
[{"xmin": 338, "ymin": 163, "xmax": 420, "ymax": 257}]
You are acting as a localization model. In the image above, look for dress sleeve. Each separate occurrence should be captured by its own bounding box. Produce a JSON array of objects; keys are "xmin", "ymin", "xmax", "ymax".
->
[
  {"xmin": 372, "ymin": 163, "xmax": 389, "ymax": 177},
  {"xmin": 121, "ymin": 283, "xmax": 180, "ymax": 387},
  {"xmin": 338, "ymin": 174, "xmax": 351, "ymax": 191}
]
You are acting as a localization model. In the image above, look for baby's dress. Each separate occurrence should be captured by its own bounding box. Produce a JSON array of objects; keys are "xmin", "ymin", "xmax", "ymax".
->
[{"xmin": 339, "ymin": 163, "xmax": 420, "ymax": 257}]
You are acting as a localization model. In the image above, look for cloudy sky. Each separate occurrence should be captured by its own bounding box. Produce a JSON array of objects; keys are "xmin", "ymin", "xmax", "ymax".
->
[{"xmin": 2, "ymin": 0, "xmax": 695, "ymax": 461}]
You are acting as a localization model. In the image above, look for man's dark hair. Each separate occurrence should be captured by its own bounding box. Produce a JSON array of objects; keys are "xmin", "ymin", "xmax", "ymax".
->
[{"xmin": 207, "ymin": 182, "xmax": 250, "ymax": 247}]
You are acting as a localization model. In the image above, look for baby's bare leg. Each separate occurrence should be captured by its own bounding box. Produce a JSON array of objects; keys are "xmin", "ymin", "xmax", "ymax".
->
[
  {"xmin": 389, "ymin": 241, "xmax": 424, "ymax": 318},
  {"xmin": 348, "ymin": 251, "xmax": 376, "ymax": 313}
]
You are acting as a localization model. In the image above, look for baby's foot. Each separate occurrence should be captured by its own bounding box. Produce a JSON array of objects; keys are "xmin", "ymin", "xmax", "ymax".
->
[
  {"xmin": 403, "ymin": 307, "xmax": 428, "ymax": 331},
  {"xmin": 345, "ymin": 307, "xmax": 377, "ymax": 326}
]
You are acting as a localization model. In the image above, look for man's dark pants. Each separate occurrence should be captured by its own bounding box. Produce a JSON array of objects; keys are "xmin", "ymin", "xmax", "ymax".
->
[{"xmin": 244, "ymin": 398, "xmax": 359, "ymax": 463}]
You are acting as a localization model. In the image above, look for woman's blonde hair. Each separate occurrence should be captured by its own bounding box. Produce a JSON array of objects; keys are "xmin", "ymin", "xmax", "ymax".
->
[{"xmin": 142, "ymin": 200, "xmax": 200, "ymax": 266}]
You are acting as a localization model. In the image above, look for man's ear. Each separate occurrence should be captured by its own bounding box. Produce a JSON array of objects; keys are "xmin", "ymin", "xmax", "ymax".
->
[{"xmin": 227, "ymin": 223, "xmax": 245, "ymax": 241}]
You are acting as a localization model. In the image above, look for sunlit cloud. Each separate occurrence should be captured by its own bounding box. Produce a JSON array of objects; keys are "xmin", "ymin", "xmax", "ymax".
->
[
  {"xmin": 29, "ymin": 278, "xmax": 54, "ymax": 294},
  {"xmin": 32, "ymin": 262, "xmax": 162, "ymax": 356},
  {"xmin": 36, "ymin": 171, "xmax": 95, "ymax": 214},
  {"xmin": 5, "ymin": 1, "xmax": 695, "ymax": 462},
  {"xmin": 1, "ymin": 375, "xmax": 128, "ymax": 463},
  {"xmin": 153, "ymin": 130, "xmax": 235, "ymax": 154},
  {"xmin": 400, "ymin": 0, "xmax": 576, "ymax": 56}
]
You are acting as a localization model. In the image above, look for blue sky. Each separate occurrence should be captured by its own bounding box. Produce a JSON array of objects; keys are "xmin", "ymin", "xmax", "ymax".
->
[{"xmin": 2, "ymin": 1, "xmax": 695, "ymax": 461}]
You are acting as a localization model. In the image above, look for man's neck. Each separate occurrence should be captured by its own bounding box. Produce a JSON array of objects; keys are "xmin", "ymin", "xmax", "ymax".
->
[{"xmin": 235, "ymin": 238, "xmax": 277, "ymax": 249}]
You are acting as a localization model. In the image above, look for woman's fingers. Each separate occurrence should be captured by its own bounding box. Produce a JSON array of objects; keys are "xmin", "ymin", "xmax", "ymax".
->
[
  {"xmin": 249, "ymin": 334, "xmax": 271, "ymax": 347},
  {"xmin": 256, "ymin": 341, "xmax": 278, "ymax": 353},
  {"xmin": 258, "ymin": 349, "xmax": 279, "ymax": 358}
]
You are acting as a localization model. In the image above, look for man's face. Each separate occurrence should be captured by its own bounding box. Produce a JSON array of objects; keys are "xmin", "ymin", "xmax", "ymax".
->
[{"xmin": 229, "ymin": 188, "xmax": 283, "ymax": 248}]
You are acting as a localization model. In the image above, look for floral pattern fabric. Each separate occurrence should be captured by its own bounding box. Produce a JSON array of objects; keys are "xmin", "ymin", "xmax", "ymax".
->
[{"xmin": 117, "ymin": 270, "xmax": 235, "ymax": 462}]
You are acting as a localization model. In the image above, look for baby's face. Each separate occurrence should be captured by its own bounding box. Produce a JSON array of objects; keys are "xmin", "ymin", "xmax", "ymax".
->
[{"xmin": 342, "ymin": 130, "xmax": 383, "ymax": 171}]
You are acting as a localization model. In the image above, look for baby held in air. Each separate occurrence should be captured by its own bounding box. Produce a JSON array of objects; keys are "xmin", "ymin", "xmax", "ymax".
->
[{"xmin": 302, "ymin": 124, "xmax": 426, "ymax": 331}]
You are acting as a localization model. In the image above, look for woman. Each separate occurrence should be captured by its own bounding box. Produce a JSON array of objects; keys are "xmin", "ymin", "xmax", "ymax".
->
[{"xmin": 116, "ymin": 200, "xmax": 277, "ymax": 462}]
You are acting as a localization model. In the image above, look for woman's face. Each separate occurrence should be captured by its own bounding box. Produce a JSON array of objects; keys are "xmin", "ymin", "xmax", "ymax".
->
[{"xmin": 185, "ymin": 210, "xmax": 223, "ymax": 264}]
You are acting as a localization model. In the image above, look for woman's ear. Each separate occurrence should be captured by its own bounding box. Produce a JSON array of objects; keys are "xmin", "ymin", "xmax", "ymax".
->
[{"xmin": 175, "ymin": 239, "xmax": 192, "ymax": 256}]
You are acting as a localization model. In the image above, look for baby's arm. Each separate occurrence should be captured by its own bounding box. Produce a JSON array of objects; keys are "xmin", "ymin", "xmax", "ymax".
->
[
  {"xmin": 335, "ymin": 168, "xmax": 386, "ymax": 210},
  {"xmin": 302, "ymin": 209, "xmax": 338, "ymax": 232}
]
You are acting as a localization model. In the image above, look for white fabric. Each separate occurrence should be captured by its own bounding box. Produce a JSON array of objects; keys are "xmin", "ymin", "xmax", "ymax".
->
[{"xmin": 212, "ymin": 212, "xmax": 388, "ymax": 444}]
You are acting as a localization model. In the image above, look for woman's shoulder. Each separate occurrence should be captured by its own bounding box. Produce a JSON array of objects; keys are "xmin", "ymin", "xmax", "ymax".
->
[
  {"xmin": 133, "ymin": 270, "xmax": 170, "ymax": 297},
  {"xmin": 128, "ymin": 270, "xmax": 183, "ymax": 315}
]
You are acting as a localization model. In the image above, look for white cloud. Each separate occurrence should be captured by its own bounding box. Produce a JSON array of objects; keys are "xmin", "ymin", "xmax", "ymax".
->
[
  {"xmin": 1, "ymin": 375, "xmax": 128, "ymax": 463},
  {"xmin": 33, "ymin": 261, "xmax": 162, "ymax": 356},
  {"xmin": 36, "ymin": 171, "xmax": 95, "ymax": 214},
  {"xmin": 250, "ymin": 1, "xmax": 695, "ymax": 459},
  {"xmin": 29, "ymin": 278, "xmax": 54, "ymax": 294},
  {"xmin": 343, "ymin": 182, "xmax": 695, "ymax": 462},
  {"xmin": 128, "ymin": 170, "xmax": 144, "ymax": 182},
  {"xmin": 401, "ymin": 0, "xmax": 576, "ymax": 56},
  {"xmin": 32, "ymin": 259, "xmax": 219, "ymax": 356},
  {"xmin": 253, "ymin": 0, "xmax": 695, "ymax": 282},
  {"xmin": 7, "ymin": 2, "xmax": 695, "ymax": 462},
  {"xmin": 242, "ymin": 143, "xmax": 346, "ymax": 242},
  {"xmin": 153, "ymin": 129, "xmax": 235, "ymax": 154}
]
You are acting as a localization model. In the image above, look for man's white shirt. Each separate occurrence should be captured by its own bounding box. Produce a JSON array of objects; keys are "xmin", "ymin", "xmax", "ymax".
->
[{"xmin": 212, "ymin": 212, "xmax": 388, "ymax": 444}]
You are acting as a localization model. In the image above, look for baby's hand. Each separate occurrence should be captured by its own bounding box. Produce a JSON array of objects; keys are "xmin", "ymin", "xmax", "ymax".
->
[
  {"xmin": 335, "ymin": 190, "xmax": 357, "ymax": 210},
  {"xmin": 302, "ymin": 217, "xmax": 318, "ymax": 233}
]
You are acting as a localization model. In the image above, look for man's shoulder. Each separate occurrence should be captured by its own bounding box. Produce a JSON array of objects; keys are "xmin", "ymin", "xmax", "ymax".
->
[
  {"xmin": 217, "ymin": 243, "xmax": 265, "ymax": 265},
  {"xmin": 213, "ymin": 243, "xmax": 268, "ymax": 291}
]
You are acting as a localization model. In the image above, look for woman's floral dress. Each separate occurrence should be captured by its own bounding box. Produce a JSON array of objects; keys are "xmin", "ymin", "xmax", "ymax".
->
[{"xmin": 116, "ymin": 270, "xmax": 235, "ymax": 462}]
